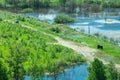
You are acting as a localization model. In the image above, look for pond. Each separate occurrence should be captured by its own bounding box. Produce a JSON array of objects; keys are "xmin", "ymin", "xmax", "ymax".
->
[{"xmin": 24, "ymin": 64, "xmax": 89, "ymax": 80}]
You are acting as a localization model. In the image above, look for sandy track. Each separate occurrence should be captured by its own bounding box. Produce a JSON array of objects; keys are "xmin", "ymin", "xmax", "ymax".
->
[{"xmin": 53, "ymin": 36, "xmax": 96, "ymax": 60}]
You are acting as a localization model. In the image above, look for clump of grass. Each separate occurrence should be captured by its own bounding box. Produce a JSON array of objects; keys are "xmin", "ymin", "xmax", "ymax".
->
[{"xmin": 54, "ymin": 14, "xmax": 74, "ymax": 24}]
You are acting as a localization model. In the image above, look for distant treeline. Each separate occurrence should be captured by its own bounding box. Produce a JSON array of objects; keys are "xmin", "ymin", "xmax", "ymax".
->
[{"xmin": 0, "ymin": 0, "xmax": 120, "ymax": 12}]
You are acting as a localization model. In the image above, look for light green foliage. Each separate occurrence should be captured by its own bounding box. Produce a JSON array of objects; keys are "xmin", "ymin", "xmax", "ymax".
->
[{"xmin": 0, "ymin": 11, "xmax": 85, "ymax": 79}]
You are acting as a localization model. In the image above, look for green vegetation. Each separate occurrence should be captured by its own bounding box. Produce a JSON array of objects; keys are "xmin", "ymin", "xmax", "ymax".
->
[
  {"xmin": 4, "ymin": 10, "xmax": 119, "ymax": 63},
  {"xmin": 0, "ymin": 10, "xmax": 120, "ymax": 79},
  {"xmin": 88, "ymin": 58, "xmax": 106, "ymax": 80},
  {"xmin": 106, "ymin": 62, "xmax": 118, "ymax": 80},
  {"xmin": 0, "ymin": 11, "xmax": 85, "ymax": 79},
  {"xmin": 0, "ymin": 18, "xmax": 2, "ymax": 21},
  {"xmin": 3, "ymin": 10, "xmax": 119, "ymax": 63},
  {"xmin": 59, "ymin": 31, "xmax": 120, "ymax": 61},
  {"xmin": 1, "ymin": 0, "xmax": 120, "ymax": 12},
  {"xmin": 0, "ymin": 1, "xmax": 120, "ymax": 80},
  {"xmin": 88, "ymin": 58, "xmax": 120, "ymax": 80},
  {"xmin": 0, "ymin": 59, "xmax": 9, "ymax": 80},
  {"xmin": 54, "ymin": 14, "xmax": 74, "ymax": 24}
]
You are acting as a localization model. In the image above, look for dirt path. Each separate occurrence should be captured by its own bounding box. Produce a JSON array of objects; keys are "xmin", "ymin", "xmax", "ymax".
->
[{"xmin": 53, "ymin": 36, "xmax": 96, "ymax": 60}]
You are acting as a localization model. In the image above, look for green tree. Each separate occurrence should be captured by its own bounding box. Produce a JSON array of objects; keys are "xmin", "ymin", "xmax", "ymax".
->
[
  {"xmin": 0, "ymin": 59, "xmax": 9, "ymax": 80},
  {"xmin": 59, "ymin": 0, "xmax": 67, "ymax": 7},
  {"xmin": 88, "ymin": 58, "xmax": 106, "ymax": 80},
  {"xmin": 66, "ymin": 0, "xmax": 76, "ymax": 12},
  {"xmin": 8, "ymin": 44, "xmax": 26, "ymax": 80},
  {"xmin": 106, "ymin": 62, "xmax": 118, "ymax": 80}
]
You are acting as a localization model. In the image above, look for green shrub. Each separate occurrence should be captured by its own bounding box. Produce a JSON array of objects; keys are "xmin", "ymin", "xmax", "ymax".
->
[
  {"xmin": 22, "ymin": 8, "xmax": 33, "ymax": 13},
  {"xmin": 54, "ymin": 14, "xmax": 74, "ymax": 24},
  {"xmin": 0, "ymin": 18, "xmax": 2, "ymax": 22},
  {"xmin": 50, "ymin": 27, "xmax": 61, "ymax": 33},
  {"xmin": 17, "ymin": 16, "xmax": 25, "ymax": 22}
]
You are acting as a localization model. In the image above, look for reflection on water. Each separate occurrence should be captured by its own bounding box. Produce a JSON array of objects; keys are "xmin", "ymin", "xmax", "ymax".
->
[{"xmin": 24, "ymin": 64, "xmax": 89, "ymax": 80}]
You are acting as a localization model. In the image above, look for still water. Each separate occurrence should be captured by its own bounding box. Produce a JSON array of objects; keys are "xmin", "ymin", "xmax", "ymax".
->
[{"xmin": 24, "ymin": 64, "xmax": 89, "ymax": 80}]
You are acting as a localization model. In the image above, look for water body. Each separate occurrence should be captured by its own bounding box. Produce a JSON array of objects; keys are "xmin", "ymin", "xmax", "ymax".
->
[
  {"xmin": 70, "ymin": 17, "xmax": 120, "ymax": 43},
  {"xmin": 24, "ymin": 64, "xmax": 89, "ymax": 80}
]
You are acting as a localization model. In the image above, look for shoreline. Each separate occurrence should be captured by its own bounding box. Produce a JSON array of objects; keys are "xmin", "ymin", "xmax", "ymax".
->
[{"xmin": 45, "ymin": 62, "xmax": 87, "ymax": 76}]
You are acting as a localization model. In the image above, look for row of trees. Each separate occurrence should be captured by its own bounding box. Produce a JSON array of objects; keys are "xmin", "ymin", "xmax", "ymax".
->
[{"xmin": 1, "ymin": 0, "xmax": 120, "ymax": 12}]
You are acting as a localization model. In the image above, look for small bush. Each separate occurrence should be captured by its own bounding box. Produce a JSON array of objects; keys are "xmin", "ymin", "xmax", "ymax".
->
[
  {"xmin": 22, "ymin": 8, "xmax": 33, "ymax": 13},
  {"xmin": 50, "ymin": 27, "xmax": 61, "ymax": 33},
  {"xmin": 0, "ymin": 18, "xmax": 2, "ymax": 22},
  {"xmin": 54, "ymin": 14, "xmax": 74, "ymax": 24},
  {"xmin": 17, "ymin": 16, "xmax": 26, "ymax": 22}
]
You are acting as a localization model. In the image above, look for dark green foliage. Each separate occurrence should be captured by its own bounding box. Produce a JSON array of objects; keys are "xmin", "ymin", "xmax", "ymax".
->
[
  {"xmin": 50, "ymin": 27, "xmax": 61, "ymax": 33},
  {"xmin": 0, "ymin": 59, "xmax": 9, "ymax": 80},
  {"xmin": 106, "ymin": 62, "xmax": 118, "ymax": 80},
  {"xmin": 54, "ymin": 14, "xmax": 74, "ymax": 24},
  {"xmin": 59, "ymin": 0, "xmax": 67, "ymax": 7},
  {"xmin": 88, "ymin": 59, "xmax": 120, "ymax": 80},
  {"xmin": 65, "ymin": 0, "xmax": 76, "ymax": 13},
  {"xmin": 0, "ymin": 18, "xmax": 2, "ymax": 22},
  {"xmin": 88, "ymin": 58, "xmax": 106, "ymax": 80},
  {"xmin": 1, "ymin": 0, "xmax": 120, "ymax": 12}
]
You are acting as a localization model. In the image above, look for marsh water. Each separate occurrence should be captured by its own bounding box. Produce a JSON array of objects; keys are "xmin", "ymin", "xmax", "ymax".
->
[{"xmin": 24, "ymin": 64, "xmax": 89, "ymax": 80}]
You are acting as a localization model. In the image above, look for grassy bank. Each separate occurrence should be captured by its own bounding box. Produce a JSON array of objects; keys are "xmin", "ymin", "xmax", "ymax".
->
[{"xmin": 0, "ymin": 11, "xmax": 86, "ymax": 79}]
